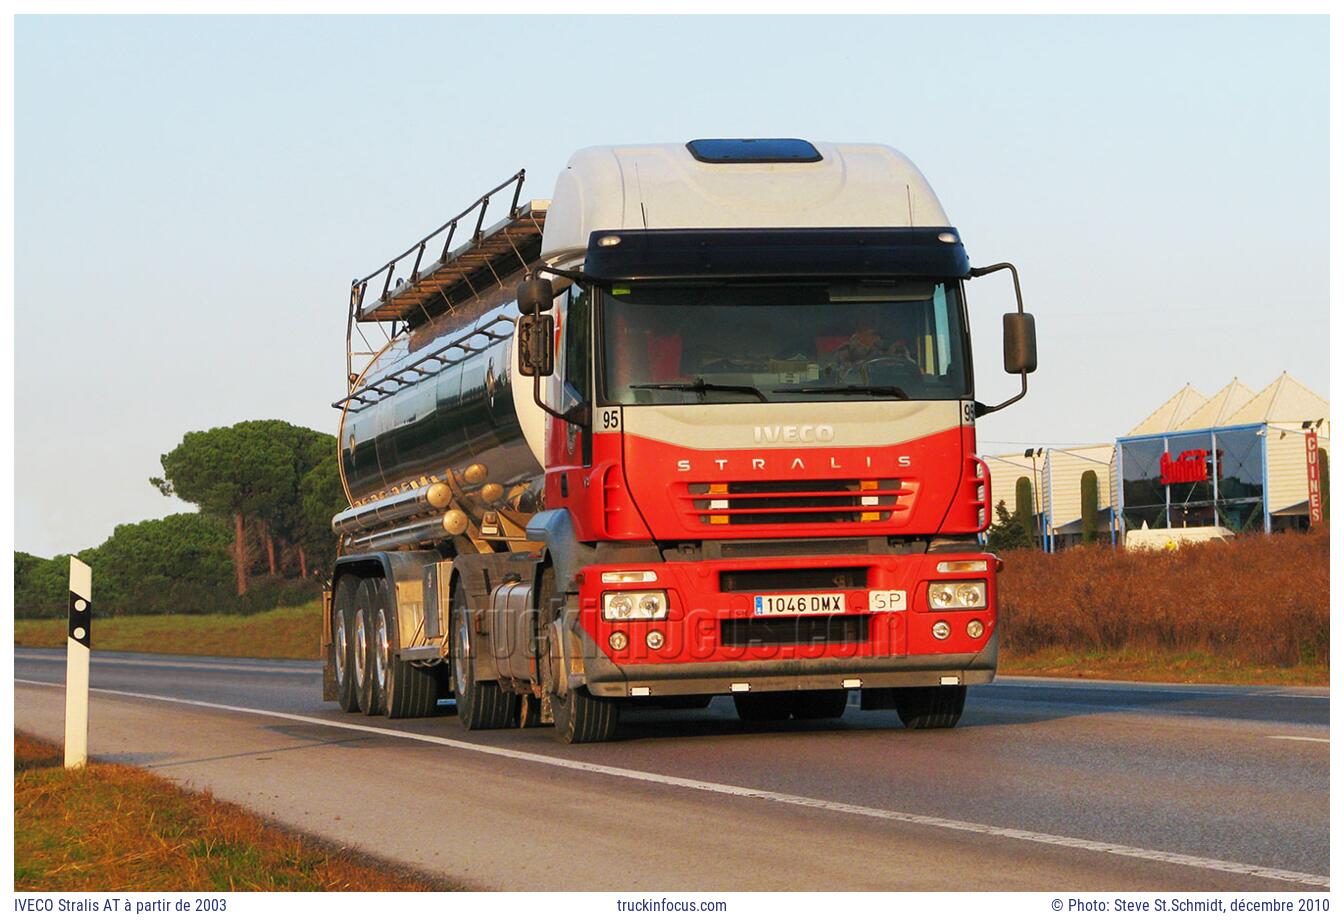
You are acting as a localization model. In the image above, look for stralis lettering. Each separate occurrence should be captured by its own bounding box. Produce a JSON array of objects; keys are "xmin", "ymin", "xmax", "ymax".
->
[
  {"xmin": 754, "ymin": 424, "xmax": 835, "ymax": 444},
  {"xmin": 676, "ymin": 455, "xmax": 911, "ymax": 473}
]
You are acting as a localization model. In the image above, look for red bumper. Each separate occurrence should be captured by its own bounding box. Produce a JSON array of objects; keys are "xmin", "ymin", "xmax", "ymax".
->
[{"xmin": 573, "ymin": 552, "xmax": 998, "ymax": 697}]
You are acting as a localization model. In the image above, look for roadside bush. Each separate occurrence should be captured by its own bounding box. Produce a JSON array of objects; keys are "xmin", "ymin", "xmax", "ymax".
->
[
  {"xmin": 13, "ymin": 513, "xmax": 319, "ymax": 618},
  {"xmin": 997, "ymin": 528, "xmax": 1329, "ymax": 667},
  {"xmin": 233, "ymin": 575, "xmax": 322, "ymax": 614}
]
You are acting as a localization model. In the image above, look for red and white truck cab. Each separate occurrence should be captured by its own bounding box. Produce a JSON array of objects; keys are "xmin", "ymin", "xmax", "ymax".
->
[{"xmin": 326, "ymin": 138, "xmax": 1037, "ymax": 742}]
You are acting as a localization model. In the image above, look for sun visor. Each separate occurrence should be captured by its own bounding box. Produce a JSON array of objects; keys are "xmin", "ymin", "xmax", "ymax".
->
[{"xmin": 584, "ymin": 228, "xmax": 970, "ymax": 282}]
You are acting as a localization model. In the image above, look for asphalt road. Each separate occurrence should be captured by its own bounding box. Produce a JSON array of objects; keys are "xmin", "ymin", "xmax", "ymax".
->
[{"xmin": 14, "ymin": 648, "xmax": 1329, "ymax": 891}]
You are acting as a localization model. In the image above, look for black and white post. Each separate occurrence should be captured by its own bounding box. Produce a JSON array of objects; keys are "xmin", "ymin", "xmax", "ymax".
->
[{"xmin": 65, "ymin": 557, "xmax": 92, "ymax": 769}]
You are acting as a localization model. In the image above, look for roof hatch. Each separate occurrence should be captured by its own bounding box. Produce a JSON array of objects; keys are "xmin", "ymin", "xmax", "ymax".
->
[{"xmin": 685, "ymin": 138, "xmax": 822, "ymax": 164}]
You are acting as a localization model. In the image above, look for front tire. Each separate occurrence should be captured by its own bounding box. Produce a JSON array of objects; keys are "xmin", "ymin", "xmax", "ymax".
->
[
  {"xmin": 894, "ymin": 685, "xmax": 967, "ymax": 729},
  {"xmin": 550, "ymin": 687, "xmax": 618, "ymax": 744},
  {"xmin": 451, "ymin": 583, "xmax": 515, "ymax": 730},
  {"xmin": 330, "ymin": 578, "xmax": 359, "ymax": 713}
]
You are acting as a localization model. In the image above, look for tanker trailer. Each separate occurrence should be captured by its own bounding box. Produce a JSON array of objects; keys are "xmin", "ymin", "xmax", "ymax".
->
[{"xmin": 324, "ymin": 140, "xmax": 1038, "ymax": 743}]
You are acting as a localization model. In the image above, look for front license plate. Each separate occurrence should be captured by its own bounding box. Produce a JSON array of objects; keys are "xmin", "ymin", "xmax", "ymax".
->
[{"xmin": 753, "ymin": 593, "xmax": 847, "ymax": 616}]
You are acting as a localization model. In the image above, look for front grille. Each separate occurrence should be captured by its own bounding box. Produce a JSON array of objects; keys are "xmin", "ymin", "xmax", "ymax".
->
[
  {"xmin": 721, "ymin": 615, "xmax": 869, "ymax": 647},
  {"xmin": 720, "ymin": 566, "xmax": 867, "ymax": 592},
  {"xmin": 685, "ymin": 479, "xmax": 911, "ymax": 526}
]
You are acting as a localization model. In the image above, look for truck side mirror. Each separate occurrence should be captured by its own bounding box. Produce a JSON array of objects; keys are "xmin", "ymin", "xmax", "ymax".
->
[
  {"xmin": 517, "ymin": 314, "xmax": 554, "ymax": 377},
  {"xmin": 1003, "ymin": 312, "xmax": 1037, "ymax": 374},
  {"xmin": 517, "ymin": 276, "xmax": 555, "ymax": 315},
  {"xmin": 968, "ymin": 261, "xmax": 1036, "ymax": 416}
]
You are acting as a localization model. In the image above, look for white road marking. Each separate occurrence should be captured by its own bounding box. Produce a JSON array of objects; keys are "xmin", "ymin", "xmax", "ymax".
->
[
  {"xmin": 14, "ymin": 678, "xmax": 1329, "ymax": 889},
  {"xmin": 1269, "ymin": 735, "xmax": 1329, "ymax": 744},
  {"xmin": 13, "ymin": 652, "xmax": 312, "ymax": 676}
]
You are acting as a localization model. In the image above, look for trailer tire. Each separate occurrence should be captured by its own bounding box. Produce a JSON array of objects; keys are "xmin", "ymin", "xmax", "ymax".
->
[
  {"xmin": 550, "ymin": 687, "xmax": 618, "ymax": 744},
  {"xmin": 791, "ymin": 689, "xmax": 849, "ymax": 720},
  {"xmin": 353, "ymin": 579, "xmax": 383, "ymax": 716},
  {"xmin": 371, "ymin": 585, "xmax": 439, "ymax": 720},
  {"xmin": 733, "ymin": 692, "xmax": 794, "ymax": 722},
  {"xmin": 330, "ymin": 577, "xmax": 359, "ymax": 713},
  {"xmin": 451, "ymin": 584, "xmax": 514, "ymax": 730},
  {"xmin": 894, "ymin": 685, "xmax": 967, "ymax": 729}
]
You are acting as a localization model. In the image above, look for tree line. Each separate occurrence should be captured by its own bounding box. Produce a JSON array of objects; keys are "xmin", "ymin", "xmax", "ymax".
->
[{"xmin": 15, "ymin": 420, "xmax": 346, "ymax": 618}]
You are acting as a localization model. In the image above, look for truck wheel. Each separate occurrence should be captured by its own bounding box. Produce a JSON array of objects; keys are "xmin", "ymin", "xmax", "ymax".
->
[
  {"xmin": 733, "ymin": 692, "xmax": 794, "ymax": 722},
  {"xmin": 354, "ymin": 579, "xmax": 384, "ymax": 716},
  {"xmin": 330, "ymin": 577, "xmax": 359, "ymax": 713},
  {"xmin": 894, "ymin": 686, "xmax": 967, "ymax": 729},
  {"xmin": 550, "ymin": 687, "xmax": 618, "ymax": 744},
  {"xmin": 450, "ymin": 584, "xmax": 514, "ymax": 730},
  {"xmin": 371, "ymin": 584, "xmax": 439, "ymax": 720},
  {"xmin": 791, "ymin": 689, "xmax": 849, "ymax": 720}
]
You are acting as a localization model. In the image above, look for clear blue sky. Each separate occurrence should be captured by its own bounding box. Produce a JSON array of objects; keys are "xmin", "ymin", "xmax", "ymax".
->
[{"xmin": 15, "ymin": 14, "xmax": 1329, "ymax": 557}]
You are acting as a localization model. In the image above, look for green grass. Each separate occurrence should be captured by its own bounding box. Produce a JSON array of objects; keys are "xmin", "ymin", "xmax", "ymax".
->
[
  {"xmin": 14, "ymin": 733, "xmax": 439, "ymax": 891},
  {"xmin": 13, "ymin": 601, "xmax": 322, "ymax": 660}
]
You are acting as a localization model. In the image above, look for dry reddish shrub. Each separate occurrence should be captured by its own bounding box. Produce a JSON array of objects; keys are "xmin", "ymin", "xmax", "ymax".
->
[{"xmin": 997, "ymin": 529, "xmax": 1329, "ymax": 667}]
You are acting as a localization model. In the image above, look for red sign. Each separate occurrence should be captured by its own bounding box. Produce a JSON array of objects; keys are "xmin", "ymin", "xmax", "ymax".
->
[
  {"xmin": 1305, "ymin": 431, "xmax": 1322, "ymax": 526},
  {"xmin": 1160, "ymin": 449, "xmax": 1210, "ymax": 485}
]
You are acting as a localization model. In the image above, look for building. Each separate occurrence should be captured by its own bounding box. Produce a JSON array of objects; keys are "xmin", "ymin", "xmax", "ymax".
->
[
  {"xmin": 984, "ymin": 445, "xmax": 1115, "ymax": 550},
  {"xmin": 985, "ymin": 372, "xmax": 1329, "ymax": 550},
  {"xmin": 1114, "ymin": 372, "xmax": 1328, "ymax": 538}
]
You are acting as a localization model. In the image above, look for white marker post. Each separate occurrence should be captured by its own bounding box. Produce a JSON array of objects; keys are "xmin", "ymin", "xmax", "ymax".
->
[{"xmin": 65, "ymin": 557, "xmax": 92, "ymax": 769}]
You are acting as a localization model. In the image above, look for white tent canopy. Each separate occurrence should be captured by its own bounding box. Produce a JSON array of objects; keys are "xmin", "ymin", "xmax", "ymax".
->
[
  {"xmin": 1125, "ymin": 384, "xmax": 1208, "ymax": 437},
  {"xmin": 1173, "ymin": 378, "xmax": 1257, "ymax": 431}
]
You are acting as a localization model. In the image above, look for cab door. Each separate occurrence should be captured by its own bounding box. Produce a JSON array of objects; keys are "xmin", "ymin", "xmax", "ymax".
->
[{"xmin": 545, "ymin": 286, "xmax": 594, "ymax": 513}]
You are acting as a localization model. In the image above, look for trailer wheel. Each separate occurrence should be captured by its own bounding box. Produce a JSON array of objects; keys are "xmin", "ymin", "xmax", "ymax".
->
[
  {"xmin": 371, "ymin": 583, "xmax": 439, "ymax": 720},
  {"xmin": 791, "ymin": 689, "xmax": 849, "ymax": 720},
  {"xmin": 330, "ymin": 577, "xmax": 359, "ymax": 713},
  {"xmin": 353, "ymin": 579, "xmax": 382, "ymax": 716},
  {"xmin": 894, "ymin": 685, "xmax": 967, "ymax": 729},
  {"xmin": 450, "ymin": 584, "xmax": 514, "ymax": 730},
  {"xmin": 550, "ymin": 687, "xmax": 618, "ymax": 744},
  {"xmin": 733, "ymin": 692, "xmax": 794, "ymax": 722}
]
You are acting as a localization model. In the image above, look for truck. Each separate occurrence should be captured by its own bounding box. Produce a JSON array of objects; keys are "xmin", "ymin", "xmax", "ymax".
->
[{"xmin": 322, "ymin": 138, "xmax": 1038, "ymax": 743}]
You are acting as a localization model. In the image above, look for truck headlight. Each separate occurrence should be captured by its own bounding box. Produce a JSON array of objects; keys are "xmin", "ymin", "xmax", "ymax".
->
[
  {"xmin": 928, "ymin": 580, "xmax": 987, "ymax": 610},
  {"xmin": 603, "ymin": 590, "xmax": 669, "ymax": 621}
]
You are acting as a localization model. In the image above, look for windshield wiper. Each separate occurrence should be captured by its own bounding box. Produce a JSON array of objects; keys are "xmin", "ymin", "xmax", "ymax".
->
[
  {"xmin": 772, "ymin": 384, "xmax": 910, "ymax": 400},
  {"xmin": 629, "ymin": 377, "xmax": 768, "ymax": 402}
]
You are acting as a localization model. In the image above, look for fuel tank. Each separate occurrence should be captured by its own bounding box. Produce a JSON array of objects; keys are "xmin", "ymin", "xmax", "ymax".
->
[{"xmin": 338, "ymin": 295, "xmax": 545, "ymax": 504}]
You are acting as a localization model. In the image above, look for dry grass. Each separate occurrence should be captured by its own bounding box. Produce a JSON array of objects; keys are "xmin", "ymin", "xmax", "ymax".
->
[
  {"xmin": 1000, "ymin": 646, "xmax": 1328, "ymax": 686},
  {"xmin": 13, "ymin": 601, "xmax": 322, "ymax": 660},
  {"xmin": 14, "ymin": 733, "xmax": 439, "ymax": 891},
  {"xmin": 13, "ymin": 531, "xmax": 1329, "ymax": 685},
  {"xmin": 996, "ymin": 528, "xmax": 1329, "ymax": 676}
]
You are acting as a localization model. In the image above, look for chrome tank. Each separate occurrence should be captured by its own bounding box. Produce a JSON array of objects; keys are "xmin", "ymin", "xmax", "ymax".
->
[{"xmin": 338, "ymin": 299, "xmax": 543, "ymax": 503}]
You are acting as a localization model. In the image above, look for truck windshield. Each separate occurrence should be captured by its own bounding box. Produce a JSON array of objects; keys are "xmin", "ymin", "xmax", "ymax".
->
[{"xmin": 600, "ymin": 280, "xmax": 970, "ymax": 405}]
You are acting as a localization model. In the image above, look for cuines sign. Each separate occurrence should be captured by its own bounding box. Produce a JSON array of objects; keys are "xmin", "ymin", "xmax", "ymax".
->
[
  {"xmin": 1159, "ymin": 449, "xmax": 1210, "ymax": 485},
  {"xmin": 1305, "ymin": 431, "xmax": 1322, "ymax": 526}
]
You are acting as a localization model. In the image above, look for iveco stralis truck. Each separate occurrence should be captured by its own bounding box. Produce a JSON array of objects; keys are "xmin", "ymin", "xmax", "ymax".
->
[{"xmin": 323, "ymin": 138, "xmax": 1037, "ymax": 743}]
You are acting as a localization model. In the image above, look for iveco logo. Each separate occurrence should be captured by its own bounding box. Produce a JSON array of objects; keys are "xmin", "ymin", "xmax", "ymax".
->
[{"xmin": 754, "ymin": 424, "xmax": 836, "ymax": 444}]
